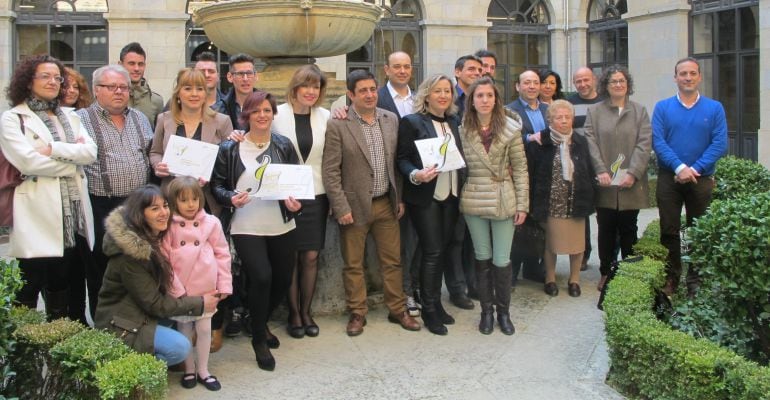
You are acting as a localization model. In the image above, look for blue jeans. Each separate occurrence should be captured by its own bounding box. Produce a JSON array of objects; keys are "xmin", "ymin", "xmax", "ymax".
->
[
  {"xmin": 154, "ymin": 325, "xmax": 191, "ymax": 366},
  {"xmin": 464, "ymin": 215, "xmax": 515, "ymax": 267}
]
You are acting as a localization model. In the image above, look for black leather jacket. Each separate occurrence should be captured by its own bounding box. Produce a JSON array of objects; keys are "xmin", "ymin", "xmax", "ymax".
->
[{"xmin": 211, "ymin": 132, "xmax": 300, "ymax": 233}]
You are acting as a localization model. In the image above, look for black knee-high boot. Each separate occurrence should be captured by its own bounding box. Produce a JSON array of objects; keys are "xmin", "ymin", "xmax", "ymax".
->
[
  {"xmin": 493, "ymin": 264, "xmax": 515, "ymax": 335},
  {"xmin": 475, "ymin": 259, "xmax": 494, "ymax": 334}
]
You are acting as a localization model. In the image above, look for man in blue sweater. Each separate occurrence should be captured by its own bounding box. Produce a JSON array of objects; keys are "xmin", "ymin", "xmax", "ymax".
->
[{"xmin": 652, "ymin": 57, "xmax": 727, "ymax": 296}]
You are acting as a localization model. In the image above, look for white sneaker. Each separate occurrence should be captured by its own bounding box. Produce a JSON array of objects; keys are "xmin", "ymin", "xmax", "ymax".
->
[{"xmin": 406, "ymin": 296, "xmax": 420, "ymax": 317}]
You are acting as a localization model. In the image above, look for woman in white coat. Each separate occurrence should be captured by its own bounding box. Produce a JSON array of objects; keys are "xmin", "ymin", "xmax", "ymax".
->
[
  {"xmin": 0, "ymin": 55, "xmax": 96, "ymax": 321},
  {"xmin": 272, "ymin": 65, "xmax": 330, "ymax": 338}
]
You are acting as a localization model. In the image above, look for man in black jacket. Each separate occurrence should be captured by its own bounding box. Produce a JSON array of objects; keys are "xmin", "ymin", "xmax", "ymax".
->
[{"xmin": 213, "ymin": 53, "xmax": 258, "ymax": 130}]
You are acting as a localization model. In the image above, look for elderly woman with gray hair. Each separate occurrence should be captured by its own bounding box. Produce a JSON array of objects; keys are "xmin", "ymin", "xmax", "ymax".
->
[
  {"xmin": 527, "ymin": 100, "xmax": 595, "ymax": 298},
  {"xmin": 583, "ymin": 65, "xmax": 651, "ymax": 291}
]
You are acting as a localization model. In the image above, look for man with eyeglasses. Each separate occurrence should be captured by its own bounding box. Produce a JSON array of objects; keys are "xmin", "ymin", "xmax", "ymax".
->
[
  {"xmin": 213, "ymin": 53, "xmax": 259, "ymax": 130},
  {"xmin": 76, "ymin": 64, "xmax": 154, "ymax": 319},
  {"xmin": 119, "ymin": 42, "xmax": 164, "ymax": 127},
  {"xmin": 567, "ymin": 67, "xmax": 605, "ymax": 272}
]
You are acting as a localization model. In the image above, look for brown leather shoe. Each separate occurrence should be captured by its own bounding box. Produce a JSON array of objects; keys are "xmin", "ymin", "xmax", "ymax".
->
[
  {"xmin": 210, "ymin": 327, "xmax": 224, "ymax": 353},
  {"xmin": 388, "ymin": 311, "xmax": 421, "ymax": 331},
  {"xmin": 346, "ymin": 313, "xmax": 366, "ymax": 336}
]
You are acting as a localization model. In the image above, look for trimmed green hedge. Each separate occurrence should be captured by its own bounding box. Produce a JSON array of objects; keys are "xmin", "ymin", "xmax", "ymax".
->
[{"xmin": 604, "ymin": 257, "xmax": 770, "ymax": 399}]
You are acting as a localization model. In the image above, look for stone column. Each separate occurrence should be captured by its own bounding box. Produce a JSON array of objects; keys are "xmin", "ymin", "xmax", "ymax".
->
[
  {"xmin": 0, "ymin": 7, "xmax": 15, "ymax": 114},
  {"xmin": 758, "ymin": 0, "xmax": 770, "ymax": 169},
  {"xmin": 625, "ymin": 2, "xmax": 690, "ymax": 113},
  {"xmin": 104, "ymin": 1, "xmax": 190, "ymax": 101}
]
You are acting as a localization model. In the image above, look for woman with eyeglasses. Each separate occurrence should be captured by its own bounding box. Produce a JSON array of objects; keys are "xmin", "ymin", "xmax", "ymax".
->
[
  {"xmin": 583, "ymin": 66, "xmax": 651, "ymax": 291},
  {"xmin": 0, "ymin": 55, "xmax": 97, "ymax": 322}
]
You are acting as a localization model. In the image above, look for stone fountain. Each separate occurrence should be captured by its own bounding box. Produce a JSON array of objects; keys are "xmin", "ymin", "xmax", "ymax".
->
[
  {"xmin": 194, "ymin": 0, "xmax": 382, "ymax": 108},
  {"xmin": 195, "ymin": 0, "xmax": 388, "ymax": 314}
]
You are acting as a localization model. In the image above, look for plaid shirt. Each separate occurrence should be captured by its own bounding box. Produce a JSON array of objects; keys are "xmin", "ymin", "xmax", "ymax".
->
[
  {"xmin": 77, "ymin": 103, "xmax": 153, "ymax": 197},
  {"xmin": 351, "ymin": 108, "xmax": 389, "ymax": 197}
]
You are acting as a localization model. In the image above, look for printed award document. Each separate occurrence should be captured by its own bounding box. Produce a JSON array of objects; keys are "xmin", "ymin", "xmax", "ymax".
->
[
  {"xmin": 610, "ymin": 153, "xmax": 627, "ymax": 186},
  {"xmin": 161, "ymin": 135, "xmax": 220, "ymax": 180},
  {"xmin": 414, "ymin": 136, "xmax": 466, "ymax": 172},
  {"xmin": 247, "ymin": 161, "xmax": 315, "ymax": 200}
]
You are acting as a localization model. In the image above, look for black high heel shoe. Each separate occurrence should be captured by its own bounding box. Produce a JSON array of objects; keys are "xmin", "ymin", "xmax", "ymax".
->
[{"xmin": 252, "ymin": 340, "xmax": 275, "ymax": 371}]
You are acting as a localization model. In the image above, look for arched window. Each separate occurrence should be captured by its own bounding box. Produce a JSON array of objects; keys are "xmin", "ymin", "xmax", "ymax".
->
[
  {"xmin": 347, "ymin": 0, "xmax": 423, "ymax": 88},
  {"xmin": 14, "ymin": 0, "xmax": 109, "ymax": 85},
  {"xmin": 691, "ymin": 0, "xmax": 759, "ymax": 160},
  {"xmin": 487, "ymin": 0, "xmax": 550, "ymax": 103},
  {"xmin": 587, "ymin": 0, "xmax": 627, "ymax": 74},
  {"xmin": 186, "ymin": 1, "xmax": 237, "ymax": 94}
]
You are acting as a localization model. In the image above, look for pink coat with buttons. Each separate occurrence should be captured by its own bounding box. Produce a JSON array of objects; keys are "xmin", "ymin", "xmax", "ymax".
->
[{"xmin": 163, "ymin": 209, "xmax": 232, "ymax": 298}]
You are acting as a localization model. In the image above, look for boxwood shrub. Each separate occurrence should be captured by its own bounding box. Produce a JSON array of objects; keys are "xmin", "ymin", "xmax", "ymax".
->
[
  {"xmin": 94, "ymin": 353, "xmax": 167, "ymax": 400},
  {"xmin": 604, "ymin": 256, "xmax": 770, "ymax": 399},
  {"xmin": 712, "ymin": 156, "xmax": 770, "ymax": 201},
  {"xmin": 672, "ymin": 191, "xmax": 770, "ymax": 364}
]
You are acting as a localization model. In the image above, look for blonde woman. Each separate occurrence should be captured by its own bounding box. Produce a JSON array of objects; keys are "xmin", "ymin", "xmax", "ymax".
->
[{"xmin": 396, "ymin": 73, "xmax": 465, "ymax": 335}]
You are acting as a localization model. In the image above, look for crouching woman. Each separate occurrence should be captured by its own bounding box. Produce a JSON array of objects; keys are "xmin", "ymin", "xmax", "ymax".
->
[{"xmin": 94, "ymin": 185, "xmax": 218, "ymax": 365}]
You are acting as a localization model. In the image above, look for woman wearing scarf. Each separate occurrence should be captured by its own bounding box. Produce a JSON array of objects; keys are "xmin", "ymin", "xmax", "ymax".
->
[
  {"xmin": 527, "ymin": 100, "xmax": 595, "ymax": 298},
  {"xmin": 0, "ymin": 55, "xmax": 96, "ymax": 321}
]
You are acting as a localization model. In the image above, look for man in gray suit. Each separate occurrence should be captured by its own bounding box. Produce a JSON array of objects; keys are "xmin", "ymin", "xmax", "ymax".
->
[{"xmin": 322, "ymin": 70, "xmax": 421, "ymax": 337}]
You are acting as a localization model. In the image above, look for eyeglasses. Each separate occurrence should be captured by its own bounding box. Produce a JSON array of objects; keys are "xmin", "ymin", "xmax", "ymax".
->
[
  {"xmin": 96, "ymin": 84, "xmax": 130, "ymax": 93},
  {"xmin": 231, "ymin": 71, "xmax": 256, "ymax": 79},
  {"xmin": 34, "ymin": 74, "xmax": 64, "ymax": 84},
  {"xmin": 609, "ymin": 79, "xmax": 627, "ymax": 86}
]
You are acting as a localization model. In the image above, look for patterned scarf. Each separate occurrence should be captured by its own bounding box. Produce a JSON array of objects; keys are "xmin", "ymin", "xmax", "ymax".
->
[
  {"xmin": 549, "ymin": 126, "xmax": 574, "ymax": 182},
  {"xmin": 27, "ymin": 96, "xmax": 83, "ymax": 249}
]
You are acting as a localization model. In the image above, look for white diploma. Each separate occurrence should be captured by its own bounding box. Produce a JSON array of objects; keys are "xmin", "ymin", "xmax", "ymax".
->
[
  {"xmin": 414, "ymin": 136, "xmax": 466, "ymax": 172},
  {"xmin": 611, "ymin": 169, "xmax": 629, "ymax": 186},
  {"xmin": 609, "ymin": 153, "xmax": 627, "ymax": 186},
  {"xmin": 161, "ymin": 135, "xmax": 219, "ymax": 180},
  {"xmin": 249, "ymin": 163, "xmax": 315, "ymax": 200}
]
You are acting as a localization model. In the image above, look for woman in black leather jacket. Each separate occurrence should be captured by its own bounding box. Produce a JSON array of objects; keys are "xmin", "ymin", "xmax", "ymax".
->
[{"xmin": 210, "ymin": 91, "xmax": 302, "ymax": 372}]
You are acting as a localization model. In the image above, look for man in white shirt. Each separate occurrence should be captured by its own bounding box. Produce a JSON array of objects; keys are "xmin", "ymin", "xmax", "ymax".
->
[{"xmin": 377, "ymin": 51, "xmax": 414, "ymax": 119}]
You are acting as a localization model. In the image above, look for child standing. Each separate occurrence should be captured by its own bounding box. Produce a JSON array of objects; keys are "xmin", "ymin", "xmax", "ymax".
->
[{"xmin": 164, "ymin": 176, "xmax": 232, "ymax": 391}]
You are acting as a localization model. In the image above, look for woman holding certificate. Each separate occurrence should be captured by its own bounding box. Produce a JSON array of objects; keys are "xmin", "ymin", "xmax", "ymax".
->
[
  {"xmin": 459, "ymin": 77, "xmax": 528, "ymax": 336},
  {"xmin": 583, "ymin": 66, "xmax": 651, "ymax": 291},
  {"xmin": 272, "ymin": 65, "xmax": 330, "ymax": 339},
  {"xmin": 396, "ymin": 73, "xmax": 465, "ymax": 336},
  {"xmin": 211, "ymin": 91, "xmax": 302, "ymax": 372},
  {"xmin": 150, "ymin": 68, "xmax": 233, "ymax": 218}
]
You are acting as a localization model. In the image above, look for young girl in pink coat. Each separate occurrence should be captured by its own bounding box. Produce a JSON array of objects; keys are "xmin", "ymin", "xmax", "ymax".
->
[{"xmin": 164, "ymin": 176, "xmax": 232, "ymax": 391}]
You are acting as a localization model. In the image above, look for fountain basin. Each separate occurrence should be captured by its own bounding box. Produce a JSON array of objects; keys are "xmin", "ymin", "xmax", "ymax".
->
[{"xmin": 193, "ymin": 0, "xmax": 382, "ymax": 58}]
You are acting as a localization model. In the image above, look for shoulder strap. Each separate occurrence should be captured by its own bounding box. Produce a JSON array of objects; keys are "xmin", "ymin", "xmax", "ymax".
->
[
  {"xmin": 85, "ymin": 107, "xmax": 114, "ymax": 195},
  {"xmin": 17, "ymin": 114, "xmax": 25, "ymax": 134}
]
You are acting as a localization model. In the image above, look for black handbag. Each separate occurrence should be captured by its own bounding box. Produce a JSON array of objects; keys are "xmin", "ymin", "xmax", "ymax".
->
[{"xmin": 513, "ymin": 218, "xmax": 545, "ymax": 258}]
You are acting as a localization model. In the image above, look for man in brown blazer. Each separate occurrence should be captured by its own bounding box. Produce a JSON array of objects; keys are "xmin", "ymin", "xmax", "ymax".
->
[{"xmin": 322, "ymin": 70, "xmax": 420, "ymax": 336}]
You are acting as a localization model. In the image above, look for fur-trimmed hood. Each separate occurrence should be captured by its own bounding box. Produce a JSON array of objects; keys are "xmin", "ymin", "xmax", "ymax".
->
[{"xmin": 103, "ymin": 207, "xmax": 153, "ymax": 261}]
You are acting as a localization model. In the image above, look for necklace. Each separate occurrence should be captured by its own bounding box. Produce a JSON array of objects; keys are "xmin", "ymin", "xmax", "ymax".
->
[{"xmin": 255, "ymin": 141, "xmax": 269, "ymax": 149}]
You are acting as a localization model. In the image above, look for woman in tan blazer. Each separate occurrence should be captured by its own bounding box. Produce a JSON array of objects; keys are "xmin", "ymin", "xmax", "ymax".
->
[
  {"xmin": 148, "ymin": 68, "xmax": 232, "ymax": 351},
  {"xmin": 149, "ymin": 68, "xmax": 233, "ymax": 218}
]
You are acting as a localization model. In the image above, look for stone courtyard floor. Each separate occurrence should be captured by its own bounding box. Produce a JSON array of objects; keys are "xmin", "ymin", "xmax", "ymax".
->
[{"xmin": 1, "ymin": 210, "xmax": 660, "ymax": 399}]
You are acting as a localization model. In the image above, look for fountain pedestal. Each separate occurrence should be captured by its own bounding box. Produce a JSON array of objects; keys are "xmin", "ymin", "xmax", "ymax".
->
[{"xmin": 195, "ymin": 0, "xmax": 385, "ymax": 314}]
